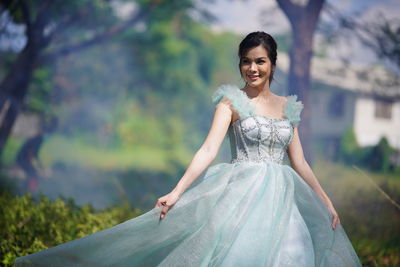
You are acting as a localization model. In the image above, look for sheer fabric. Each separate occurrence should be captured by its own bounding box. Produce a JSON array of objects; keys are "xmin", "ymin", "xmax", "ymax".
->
[{"xmin": 15, "ymin": 84, "xmax": 362, "ymax": 267}]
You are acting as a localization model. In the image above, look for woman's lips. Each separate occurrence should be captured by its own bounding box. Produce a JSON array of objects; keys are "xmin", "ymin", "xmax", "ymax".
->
[{"xmin": 248, "ymin": 75, "xmax": 259, "ymax": 81}]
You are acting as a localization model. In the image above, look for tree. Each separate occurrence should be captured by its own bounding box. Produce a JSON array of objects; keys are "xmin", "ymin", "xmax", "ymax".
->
[
  {"xmin": 276, "ymin": 0, "xmax": 325, "ymax": 164},
  {"xmin": 323, "ymin": 3, "xmax": 400, "ymax": 73},
  {"xmin": 0, "ymin": 0, "xmax": 159, "ymax": 158}
]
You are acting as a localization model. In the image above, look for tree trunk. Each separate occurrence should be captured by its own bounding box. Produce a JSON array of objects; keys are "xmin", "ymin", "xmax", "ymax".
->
[
  {"xmin": 276, "ymin": 0, "xmax": 325, "ymax": 165},
  {"xmin": 0, "ymin": 43, "xmax": 40, "ymax": 157},
  {"xmin": 288, "ymin": 22, "xmax": 315, "ymax": 164}
]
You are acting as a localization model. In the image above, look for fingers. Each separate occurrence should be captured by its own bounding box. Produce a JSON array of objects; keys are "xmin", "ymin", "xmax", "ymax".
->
[
  {"xmin": 160, "ymin": 203, "xmax": 169, "ymax": 219},
  {"xmin": 154, "ymin": 199, "xmax": 162, "ymax": 208},
  {"xmin": 154, "ymin": 197, "xmax": 166, "ymax": 209},
  {"xmin": 155, "ymin": 194, "xmax": 178, "ymax": 219},
  {"xmin": 332, "ymin": 215, "xmax": 340, "ymax": 230},
  {"xmin": 155, "ymin": 197, "xmax": 169, "ymax": 219}
]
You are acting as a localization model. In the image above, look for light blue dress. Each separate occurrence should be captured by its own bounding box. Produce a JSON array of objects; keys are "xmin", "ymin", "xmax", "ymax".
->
[{"xmin": 15, "ymin": 84, "xmax": 362, "ymax": 267}]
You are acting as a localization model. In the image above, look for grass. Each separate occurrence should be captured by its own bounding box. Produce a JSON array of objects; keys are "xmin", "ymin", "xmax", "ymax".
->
[
  {"xmin": 40, "ymin": 135, "xmax": 193, "ymax": 173},
  {"xmin": 314, "ymin": 159, "xmax": 400, "ymax": 266}
]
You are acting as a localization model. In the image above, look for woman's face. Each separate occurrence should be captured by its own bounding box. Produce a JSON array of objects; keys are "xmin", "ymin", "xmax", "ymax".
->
[{"xmin": 240, "ymin": 45, "xmax": 273, "ymax": 88}]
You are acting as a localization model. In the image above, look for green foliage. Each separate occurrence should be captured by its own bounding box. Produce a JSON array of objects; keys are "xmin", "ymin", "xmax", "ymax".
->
[
  {"xmin": 132, "ymin": 19, "xmax": 207, "ymax": 97},
  {"xmin": 116, "ymin": 104, "xmax": 166, "ymax": 148},
  {"xmin": 1, "ymin": 0, "xmax": 244, "ymax": 172},
  {"xmin": 365, "ymin": 137, "xmax": 396, "ymax": 173},
  {"xmin": 26, "ymin": 67, "xmax": 55, "ymax": 118},
  {"xmin": 338, "ymin": 127, "xmax": 398, "ymax": 173},
  {"xmin": 41, "ymin": 135, "xmax": 173, "ymax": 171},
  {"xmin": 6, "ymin": 0, "xmax": 117, "ymax": 31},
  {"xmin": 137, "ymin": 0, "xmax": 194, "ymax": 22},
  {"xmin": 338, "ymin": 127, "xmax": 364, "ymax": 164},
  {"xmin": 0, "ymin": 192, "xmax": 142, "ymax": 266},
  {"xmin": 1, "ymin": 135, "xmax": 22, "ymax": 166}
]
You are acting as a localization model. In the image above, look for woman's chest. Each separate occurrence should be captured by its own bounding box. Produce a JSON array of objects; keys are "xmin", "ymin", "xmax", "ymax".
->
[{"xmin": 231, "ymin": 116, "xmax": 293, "ymax": 147}]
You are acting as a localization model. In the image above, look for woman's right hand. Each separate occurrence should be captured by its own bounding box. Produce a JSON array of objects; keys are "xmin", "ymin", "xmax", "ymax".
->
[
  {"xmin": 154, "ymin": 190, "xmax": 181, "ymax": 219},
  {"xmin": 327, "ymin": 203, "xmax": 341, "ymax": 230}
]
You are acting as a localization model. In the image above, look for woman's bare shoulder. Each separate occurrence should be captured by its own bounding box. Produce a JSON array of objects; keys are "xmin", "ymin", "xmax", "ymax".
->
[
  {"xmin": 272, "ymin": 94, "xmax": 288, "ymax": 105},
  {"xmin": 217, "ymin": 96, "xmax": 239, "ymax": 119},
  {"xmin": 281, "ymin": 95, "xmax": 289, "ymax": 103}
]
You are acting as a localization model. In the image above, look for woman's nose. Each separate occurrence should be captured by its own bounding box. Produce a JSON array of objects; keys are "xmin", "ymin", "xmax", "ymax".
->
[{"xmin": 249, "ymin": 62, "xmax": 257, "ymax": 71}]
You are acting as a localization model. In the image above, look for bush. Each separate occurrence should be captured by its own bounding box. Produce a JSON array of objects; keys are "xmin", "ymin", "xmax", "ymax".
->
[
  {"xmin": 339, "ymin": 128, "xmax": 363, "ymax": 164},
  {"xmin": 0, "ymin": 192, "xmax": 142, "ymax": 266},
  {"xmin": 363, "ymin": 137, "xmax": 396, "ymax": 173},
  {"xmin": 338, "ymin": 128, "xmax": 398, "ymax": 173}
]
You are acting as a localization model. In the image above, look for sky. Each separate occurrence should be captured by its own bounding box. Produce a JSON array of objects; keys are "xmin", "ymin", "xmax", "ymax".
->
[
  {"xmin": 196, "ymin": 0, "xmax": 400, "ymax": 66},
  {"xmin": 199, "ymin": 0, "xmax": 399, "ymax": 34},
  {"xmin": 1, "ymin": 0, "xmax": 399, "ymax": 67}
]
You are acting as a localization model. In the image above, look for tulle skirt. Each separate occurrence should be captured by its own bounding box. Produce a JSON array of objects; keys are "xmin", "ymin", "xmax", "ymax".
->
[{"xmin": 15, "ymin": 161, "xmax": 362, "ymax": 266}]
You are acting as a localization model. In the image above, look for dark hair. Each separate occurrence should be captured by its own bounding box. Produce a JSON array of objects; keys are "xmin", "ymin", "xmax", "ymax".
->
[{"xmin": 238, "ymin": 31, "xmax": 278, "ymax": 85}]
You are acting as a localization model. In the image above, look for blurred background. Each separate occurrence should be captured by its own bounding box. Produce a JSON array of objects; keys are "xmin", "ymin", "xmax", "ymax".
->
[{"xmin": 0, "ymin": 0, "xmax": 399, "ymax": 266}]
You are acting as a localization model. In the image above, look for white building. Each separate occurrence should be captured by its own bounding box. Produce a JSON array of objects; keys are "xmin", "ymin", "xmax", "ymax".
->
[{"xmin": 276, "ymin": 53, "xmax": 400, "ymax": 157}]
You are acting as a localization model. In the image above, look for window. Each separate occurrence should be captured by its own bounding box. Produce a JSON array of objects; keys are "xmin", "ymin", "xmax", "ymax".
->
[
  {"xmin": 328, "ymin": 92, "xmax": 345, "ymax": 118},
  {"xmin": 375, "ymin": 99, "xmax": 392, "ymax": 119}
]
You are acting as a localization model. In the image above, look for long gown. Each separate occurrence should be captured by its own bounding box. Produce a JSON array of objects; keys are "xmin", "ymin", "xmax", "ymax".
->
[{"xmin": 15, "ymin": 84, "xmax": 362, "ymax": 267}]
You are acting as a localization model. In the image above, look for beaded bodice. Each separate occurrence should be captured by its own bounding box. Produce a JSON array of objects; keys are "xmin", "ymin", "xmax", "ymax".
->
[
  {"xmin": 228, "ymin": 116, "xmax": 293, "ymax": 164},
  {"xmin": 212, "ymin": 84, "xmax": 304, "ymax": 165}
]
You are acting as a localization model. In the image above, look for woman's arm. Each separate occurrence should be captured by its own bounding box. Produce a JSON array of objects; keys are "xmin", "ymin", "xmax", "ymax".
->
[
  {"xmin": 155, "ymin": 97, "xmax": 233, "ymax": 219},
  {"xmin": 287, "ymin": 127, "xmax": 341, "ymax": 229},
  {"xmin": 287, "ymin": 127, "xmax": 332, "ymax": 206},
  {"xmin": 172, "ymin": 98, "xmax": 233, "ymax": 196}
]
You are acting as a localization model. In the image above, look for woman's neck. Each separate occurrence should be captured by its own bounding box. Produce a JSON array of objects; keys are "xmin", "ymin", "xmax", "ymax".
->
[{"xmin": 244, "ymin": 83, "xmax": 272, "ymax": 102}]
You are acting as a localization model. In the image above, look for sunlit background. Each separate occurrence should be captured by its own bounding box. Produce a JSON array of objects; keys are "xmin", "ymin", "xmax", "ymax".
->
[{"xmin": 0, "ymin": 0, "xmax": 399, "ymax": 265}]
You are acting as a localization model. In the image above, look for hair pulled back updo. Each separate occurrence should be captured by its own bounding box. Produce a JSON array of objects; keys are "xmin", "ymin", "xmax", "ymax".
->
[{"xmin": 238, "ymin": 31, "xmax": 278, "ymax": 85}]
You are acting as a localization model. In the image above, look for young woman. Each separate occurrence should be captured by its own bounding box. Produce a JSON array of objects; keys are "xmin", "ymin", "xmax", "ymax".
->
[{"xmin": 15, "ymin": 31, "xmax": 362, "ymax": 266}]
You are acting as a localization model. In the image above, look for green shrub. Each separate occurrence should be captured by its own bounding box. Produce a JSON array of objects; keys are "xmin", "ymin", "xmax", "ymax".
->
[
  {"xmin": 338, "ymin": 127, "xmax": 364, "ymax": 164},
  {"xmin": 339, "ymin": 128, "xmax": 398, "ymax": 173},
  {"xmin": 363, "ymin": 137, "xmax": 396, "ymax": 173},
  {"xmin": 0, "ymin": 192, "xmax": 142, "ymax": 266}
]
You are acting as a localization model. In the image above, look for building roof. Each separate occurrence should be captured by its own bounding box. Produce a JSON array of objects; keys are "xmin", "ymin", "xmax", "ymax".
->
[{"xmin": 277, "ymin": 53, "xmax": 400, "ymax": 99}]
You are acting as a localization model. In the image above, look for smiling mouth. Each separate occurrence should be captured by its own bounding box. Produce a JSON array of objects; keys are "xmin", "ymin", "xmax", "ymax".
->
[{"xmin": 247, "ymin": 75, "xmax": 259, "ymax": 81}]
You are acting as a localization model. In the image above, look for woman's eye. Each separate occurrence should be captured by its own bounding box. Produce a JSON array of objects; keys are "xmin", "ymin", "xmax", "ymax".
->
[{"xmin": 257, "ymin": 60, "xmax": 265, "ymax": 64}]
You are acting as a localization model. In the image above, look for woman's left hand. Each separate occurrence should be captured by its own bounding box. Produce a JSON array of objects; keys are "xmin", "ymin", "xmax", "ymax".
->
[{"xmin": 327, "ymin": 204, "xmax": 340, "ymax": 230}]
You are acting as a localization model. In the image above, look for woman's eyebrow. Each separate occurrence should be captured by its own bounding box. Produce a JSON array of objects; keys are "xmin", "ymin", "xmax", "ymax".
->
[{"xmin": 242, "ymin": 56, "xmax": 267, "ymax": 60}]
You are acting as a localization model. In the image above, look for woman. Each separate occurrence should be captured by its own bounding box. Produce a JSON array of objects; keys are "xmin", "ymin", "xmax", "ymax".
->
[{"xmin": 15, "ymin": 31, "xmax": 362, "ymax": 266}]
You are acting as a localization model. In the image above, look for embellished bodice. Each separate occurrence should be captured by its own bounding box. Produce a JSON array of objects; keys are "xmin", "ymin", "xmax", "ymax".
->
[
  {"xmin": 228, "ymin": 116, "xmax": 293, "ymax": 165},
  {"xmin": 212, "ymin": 84, "xmax": 304, "ymax": 165}
]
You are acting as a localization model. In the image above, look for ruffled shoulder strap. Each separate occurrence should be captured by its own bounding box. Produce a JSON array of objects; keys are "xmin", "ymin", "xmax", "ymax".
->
[
  {"xmin": 284, "ymin": 94, "xmax": 304, "ymax": 127},
  {"xmin": 211, "ymin": 84, "xmax": 255, "ymax": 118}
]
